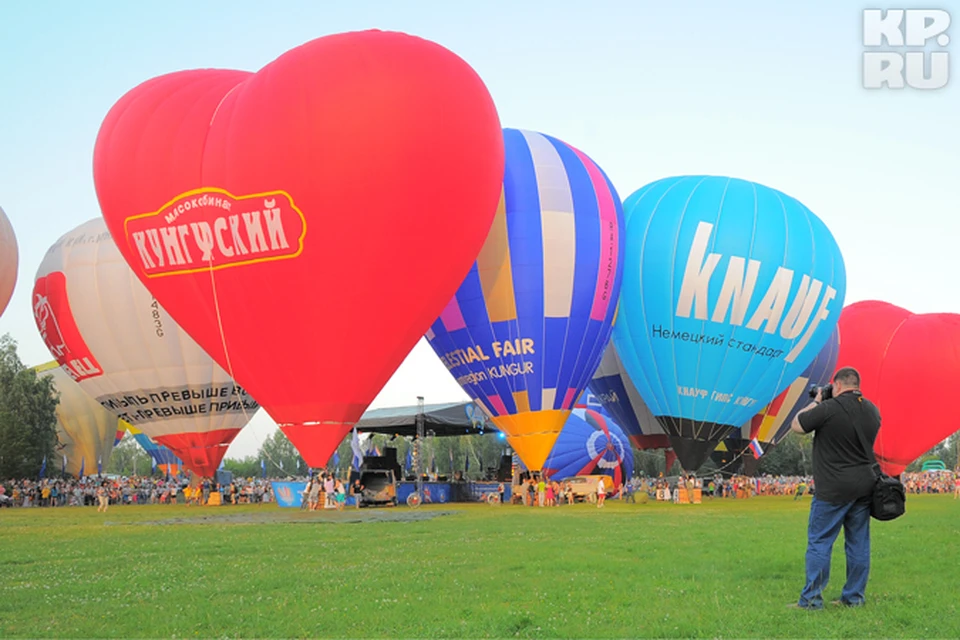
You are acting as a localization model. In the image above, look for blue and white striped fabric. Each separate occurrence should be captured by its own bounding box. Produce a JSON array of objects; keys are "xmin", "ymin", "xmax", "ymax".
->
[{"xmin": 425, "ymin": 128, "xmax": 624, "ymax": 470}]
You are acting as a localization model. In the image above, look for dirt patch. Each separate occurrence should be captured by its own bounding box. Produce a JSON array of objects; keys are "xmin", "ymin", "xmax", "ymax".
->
[{"xmin": 110, "ymin": 508, "xmax": 461, "ymax": 526}]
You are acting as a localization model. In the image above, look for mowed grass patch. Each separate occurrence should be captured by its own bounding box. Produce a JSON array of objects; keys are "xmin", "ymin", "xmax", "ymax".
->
[{"xmin": 1, "ymin": 495, "xmax": 958, "ymax": 638}]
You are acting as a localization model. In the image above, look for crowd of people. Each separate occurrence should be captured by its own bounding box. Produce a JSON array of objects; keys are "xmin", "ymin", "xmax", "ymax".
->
[
  {"xmin": 901, "ymin": 471, "xmax": 960, "ymax": 495},
  {"xmin": 2, "ymin": 469, "xmax": 958, "ymax": 509},
  {"xmin": 302, "ymin": 472, "xmax": 352, "ymax": 510},
  {"xmin": 0, "ymin": 476, "xmax": 277, "ymax": 508},
  {"xmin": 623, "ymin": 474, "xmax": 815, "ymax": 501}
]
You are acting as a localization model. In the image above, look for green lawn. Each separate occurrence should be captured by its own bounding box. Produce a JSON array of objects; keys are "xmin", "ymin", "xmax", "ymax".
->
[{"xmin": 1, "ymin": 495, "xmax": 957, "ymax": 638}]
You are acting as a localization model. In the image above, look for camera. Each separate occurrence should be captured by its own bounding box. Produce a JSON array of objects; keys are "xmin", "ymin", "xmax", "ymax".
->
[{"xmin": 808, "ymin": 384, "xmax": 833, "ymax": 401}]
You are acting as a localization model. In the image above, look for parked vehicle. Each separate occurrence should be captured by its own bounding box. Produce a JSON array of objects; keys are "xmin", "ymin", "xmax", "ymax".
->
[{"xmin": 566, "ymin": 475, "xmax": 614, "ymax": 503}]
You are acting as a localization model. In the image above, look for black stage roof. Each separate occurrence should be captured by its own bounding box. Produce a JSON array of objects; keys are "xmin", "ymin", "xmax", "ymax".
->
[{"xmin": 356, "ymin": 401, "xmax": 500, "ymax": 438}]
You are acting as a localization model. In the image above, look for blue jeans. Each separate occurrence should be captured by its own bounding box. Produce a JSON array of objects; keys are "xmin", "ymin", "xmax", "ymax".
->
[{"xmin": 798, "ymin": 496, "xmax": 871, "ymax": 608}]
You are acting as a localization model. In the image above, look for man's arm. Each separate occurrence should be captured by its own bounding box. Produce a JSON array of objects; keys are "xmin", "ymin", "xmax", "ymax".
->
[
  {"xmin": 790, "ymin": 401, "xmax": 818, "ymax": 434},
  {"xmin": 791, "ymin": 388, "xmax": 831, "ymax": 434}
]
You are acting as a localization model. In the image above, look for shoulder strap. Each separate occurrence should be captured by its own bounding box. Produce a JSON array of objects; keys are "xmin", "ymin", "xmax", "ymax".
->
[{"xmin": 838, "ymin": 395, "xmax": 881, "ymax": 477}]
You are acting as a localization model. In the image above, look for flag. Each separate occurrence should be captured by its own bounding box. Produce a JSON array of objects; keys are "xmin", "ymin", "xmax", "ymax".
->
[
  {"xmin": 61, "ymin": 454, "xmax": 67, "ymax": 475},
  {"xmin": 448, "ymin": 447, "xmax": 454, "ymax": 473},
  {"xmin": 97, "ymin": 457, "xmax": 103, "ymax": 475},
  {"xmin": 332, "ymin": 451, "xmax": 340, "ymax": 467},
  {"xmin": 296, "ymin": 458, "xmax": 300, "ymax": 471},
  {"xmin": 405, "ymin": 448, "xmax": 412, "ymax": 471},
  {"xmin": 79, "ymin": 457, "xmax": 85, "ymax": 478},
  {"xmin": 261, "ymin": 459, "xmax": 266, "ymax": 478},
  {"xmin": 749, "ymin": 438, "xmax": 764, "ymax": 459},
  {"xmin": 350, "ymin": 428, "xmax": 363, "ymax": 470},
  {"xmin": 279, "ymin": 459, "xmax": 284, "ymax": 470},
  {"xmin": 39, "ymin": 455, "xmax": 47, "ymax": 479},
  {"xmin": 151, "ymin": 457, "xmax": 157, "ymax": 473}
]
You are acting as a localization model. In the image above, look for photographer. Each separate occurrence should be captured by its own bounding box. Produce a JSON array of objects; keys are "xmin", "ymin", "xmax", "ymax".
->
[{"xmin": 788, "ymin": 367, "xmax": 881, "ymax": 610}]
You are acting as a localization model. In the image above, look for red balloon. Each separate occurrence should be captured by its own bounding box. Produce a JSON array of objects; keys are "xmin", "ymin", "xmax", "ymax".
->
[
  {"xmin": 837, "ymin": 300, "xmax": 960, "ymax": 475},
  {"xmin": 93, "ymin": 30, "xmax": 505, "ymax": 467}
]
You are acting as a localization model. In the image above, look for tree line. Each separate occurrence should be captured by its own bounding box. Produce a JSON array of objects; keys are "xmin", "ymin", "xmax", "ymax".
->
[{"xmin": 0, "ymin": 335, "xmax": 59, "ymax": 480}]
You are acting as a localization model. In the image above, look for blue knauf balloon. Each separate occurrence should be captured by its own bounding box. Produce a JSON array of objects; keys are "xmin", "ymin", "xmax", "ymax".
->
[{"xmin": 613, "ymin": 176, "xmax": 845, "ymax": 470}]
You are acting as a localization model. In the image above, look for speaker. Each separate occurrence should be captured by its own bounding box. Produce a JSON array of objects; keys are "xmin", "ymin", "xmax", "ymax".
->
[
  {"xmin": 362, "ymin": 447, "xmax": 401, "ymax": 481},
  {"xmin": 496, "ymin": 455, "xmax": 512, "ymax": 482},
  {"xmin": 383, "ymin": 447, "xmax": 398, "ymax": 466}
]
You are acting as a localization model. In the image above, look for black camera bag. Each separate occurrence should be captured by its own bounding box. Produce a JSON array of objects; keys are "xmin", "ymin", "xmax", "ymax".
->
[{"xmin": 848, "ymin": 397, "xmax": 905, "ymax": 521}]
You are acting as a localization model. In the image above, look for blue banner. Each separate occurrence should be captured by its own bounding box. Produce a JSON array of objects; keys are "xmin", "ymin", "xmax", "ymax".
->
[
  {"xmin": 397, "ymin": 482, "xmax": 451, "ymax": 504},
  {"xmin": 271, "ymin": 481, "xmax": 307, "ymax": 508}
]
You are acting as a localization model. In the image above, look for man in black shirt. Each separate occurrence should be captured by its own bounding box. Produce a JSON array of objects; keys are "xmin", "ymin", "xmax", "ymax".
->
[{"xmin": 789, "ymin": 366, "xmax": 881, "ymax": 609}]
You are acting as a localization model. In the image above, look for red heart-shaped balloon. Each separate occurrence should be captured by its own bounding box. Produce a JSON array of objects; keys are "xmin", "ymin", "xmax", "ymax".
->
[
  {"xmin": 93, "ymin": 30, "xmax": 504, "ymax": 466},
  {"xmin": 837, "ymin": 300, "xmax": 960, "ymax": 475}
]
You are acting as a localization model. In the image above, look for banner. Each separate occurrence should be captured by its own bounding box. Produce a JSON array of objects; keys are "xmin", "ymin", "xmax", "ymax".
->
[{"xmin": 271, "ymin": 481, "xmax": 307, "ymax": 508}]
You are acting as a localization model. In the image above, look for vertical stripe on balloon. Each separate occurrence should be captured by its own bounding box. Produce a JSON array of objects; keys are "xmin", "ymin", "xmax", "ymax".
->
[
  {"xmin": 438, "ymin": 297, "xmax": 467, "ymax": 332},
  {"xmin": 513, "ymin": 390, "xmax": 531, "ymax": 413},
  {"xmin": 572, "ymin": 148, "xmax": 619, "ymax": 323},
  {"xmin": 476, "ymin": 193, "xmax": 516, "ymax": 323},
  {"xmin": 541, "ymin": 388, "xmax": 557, "ymax": 411},
  {"xmin": 505, "ymin": 130, "xmax": 545, "ymax": 410},
  {"xmin": 487, "ymin": 395, "xmax": 508, "ymax": 416},
  {"xmin": 522, "ymin": 130, "xmax": 576, "ymax": 319},
  {"xmin": 552, "ymin": 139, "xmax": 600, "ymax": 409}
]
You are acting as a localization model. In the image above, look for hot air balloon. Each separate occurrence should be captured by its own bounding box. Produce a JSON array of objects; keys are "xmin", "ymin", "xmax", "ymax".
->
[
  {"xmin": 92, "ymin": 30, "xmax": 505, "ymax": 468},
  {"xmin": 613, "ymin": 176, "xmax": 846, "ymax": 471},
  {"xmin": 110, "ymin": 423, "xmax": 182, "ymax": 475},
  {"xmin": 34, "ymin": 361, "xmax": 119, "ymax": 478},
  {"xmin": 126, "ymin": 425, "xmax": 182, "ymax": 476},
  {"xmin": 32, "ymin": 218, "xmax": 259, "ymax": 477},
  {"xmin": 718, "ymin": 325, "xmax": 842, "ymax": 470},
  {"xmin": 589, "ymin": 342, "xmax": 671, "ymax": 451},
  {"xmin": 543, "ymin": 407, "xmax": 633, "ymax": 486},
  {"xmin": 837, "ymin": 300, "xmax": 960, "ymax": 475},
  {"xmin": 0, "ymin": 206, "xmax": 17, "ymax": 318},
  {"xmin": 426, "ymin": 128, "xmax": 624, "ymax": 471}
]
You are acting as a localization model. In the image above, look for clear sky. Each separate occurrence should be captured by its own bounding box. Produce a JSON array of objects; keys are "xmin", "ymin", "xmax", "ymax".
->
[{"xmin": 1, "ymin": 1, "xmax": 957, "ymax": 459}]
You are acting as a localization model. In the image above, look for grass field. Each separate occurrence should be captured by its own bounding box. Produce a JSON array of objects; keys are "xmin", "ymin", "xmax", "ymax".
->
[{"xmin": 1, "ymin": 495, "xmax": 957, "ymax": 638}]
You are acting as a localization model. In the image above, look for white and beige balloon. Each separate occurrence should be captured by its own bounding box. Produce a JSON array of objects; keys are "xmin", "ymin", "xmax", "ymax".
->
[
  {"xmin": 0, "ymin": 206, "xmax": 17, "ymax": 318},
  {"xmin": 33, "ymin": 217, "xmax": 259, "ymax": 477}
]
